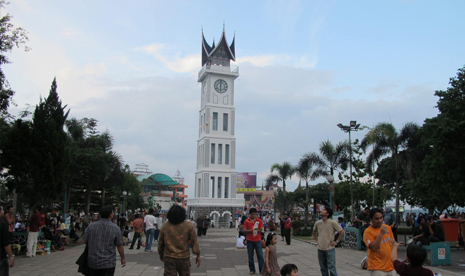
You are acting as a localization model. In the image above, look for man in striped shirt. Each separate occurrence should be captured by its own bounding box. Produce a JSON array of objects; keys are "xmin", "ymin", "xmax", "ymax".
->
[{"xmin": 83, "ymin": 205, "xmax": 126, "ymax": 276}]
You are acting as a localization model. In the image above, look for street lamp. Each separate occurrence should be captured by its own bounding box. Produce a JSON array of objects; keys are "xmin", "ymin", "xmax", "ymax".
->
[
  {"xmin": 337, "ymin": 120, "xmax": 361, "ymax": 222},
  {"xmin": 326, "ymin": 174, "xmax": 335, "ymax": 211},
  {"xmin": 122, "ymin": 191, "xmax": 127, "ymax": 214}
]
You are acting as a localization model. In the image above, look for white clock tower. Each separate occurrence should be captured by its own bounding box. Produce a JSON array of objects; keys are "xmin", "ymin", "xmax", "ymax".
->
[{"xmin": 188, "ymin": 26, "xmax": 244, "ymax": 226}]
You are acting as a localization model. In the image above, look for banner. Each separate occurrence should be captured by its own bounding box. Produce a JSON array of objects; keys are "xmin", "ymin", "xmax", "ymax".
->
[{"xmin": 236, "ymin": 172, "xmax": 257, "ymax": 191}]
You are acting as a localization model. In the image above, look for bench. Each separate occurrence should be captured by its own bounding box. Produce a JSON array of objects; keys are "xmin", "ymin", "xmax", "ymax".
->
[{"xmin": 421, "ymin": 242, "xmax": 451, "ymax": 266}]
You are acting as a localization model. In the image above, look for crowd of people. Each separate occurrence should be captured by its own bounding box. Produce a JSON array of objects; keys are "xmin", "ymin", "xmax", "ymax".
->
[{"xmin": 2, "ymin": 203, "xmax": 463, "ymax": 276}]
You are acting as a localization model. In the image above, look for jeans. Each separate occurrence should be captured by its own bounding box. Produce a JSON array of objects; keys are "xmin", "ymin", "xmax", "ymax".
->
[
  {"xmin": 154, "ymin": 229, "xmax": 160, "ymax": 241},
  {"xmin": 145, "ymin": 228, "xmax": 155, "ymax": 251},
  {"xmin": 130, "ymin": 232, "xmax": 142, "ymax": 249},
  {"xmin": 247, "ymin": 240, "xmax": 264, "ymax": 273},
  {"xmin": 318, "ymin": 248, "xmax": 338, "ymax": 276},
  {"xmin": 0, "ymin": 257, "xmax": 9, "ymax": 275}
]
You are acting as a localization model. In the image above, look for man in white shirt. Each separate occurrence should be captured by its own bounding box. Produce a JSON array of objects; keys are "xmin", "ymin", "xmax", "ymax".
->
[{"xmin": 144, "ymin": 209, "xmax": 157, "ymax": 252}]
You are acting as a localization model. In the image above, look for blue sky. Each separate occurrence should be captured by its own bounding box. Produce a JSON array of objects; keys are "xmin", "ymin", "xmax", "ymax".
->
[{"xmin": 4, "ymin": 0, "xmax": 465, "ymax": 201}]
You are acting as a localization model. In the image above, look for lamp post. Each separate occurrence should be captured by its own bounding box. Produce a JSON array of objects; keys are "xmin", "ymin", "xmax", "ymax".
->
[
  {"xmin": 337, "ymin": 120, "xmax": 360, "ymax": 222},
  {"xmin": 122, "ymin": 191, "xmax": 127, "ymax": 214},
  {"xmin": 326, "ymin": 174, "xmax": 335, "ymax": 210}
]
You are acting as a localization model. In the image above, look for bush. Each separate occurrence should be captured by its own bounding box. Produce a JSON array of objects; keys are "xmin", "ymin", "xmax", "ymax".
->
[
  {"xmin": 292, "ymin": 220, "xmax": 303, "ymax": 230},
  {"xmin": 293, "ymin": 227, "xmax": 313, "ymax": 236},
  {"xmin": 397, "ymin": 227, "xmax": 413, "ymax": 235}
]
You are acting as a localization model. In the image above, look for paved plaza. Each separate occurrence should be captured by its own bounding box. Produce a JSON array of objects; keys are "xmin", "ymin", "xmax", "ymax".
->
[{"xmin": 9, "ymin": 227, "xmax": 465, "ymax": 276}]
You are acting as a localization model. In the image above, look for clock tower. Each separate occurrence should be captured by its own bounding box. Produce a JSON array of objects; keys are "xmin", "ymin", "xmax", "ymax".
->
[{"xmin": 188, "ymin": 26, "xmax": 244, "ymax": 225}]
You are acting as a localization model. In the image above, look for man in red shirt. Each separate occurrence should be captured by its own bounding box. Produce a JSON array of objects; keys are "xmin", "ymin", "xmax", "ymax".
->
[
  {"xmin": 129, "ymin": 214, "xmax": 143, "ymax": 250},
  {"xmin": 243, "ymin": 208, "xmax": 264, "ymax": 275},
  {"xmin": 27, "ymin": 206, "xmax": 42, "ymax": 257},
  {"xmin": 282, "ymin": 213, "xmax": 292, "ymax": 245}
]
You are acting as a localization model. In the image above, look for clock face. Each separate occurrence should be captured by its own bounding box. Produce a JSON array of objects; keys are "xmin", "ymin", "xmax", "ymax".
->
[{"xmin": 214, "ymin": 79, "xmax": 228, "ymax": 93}]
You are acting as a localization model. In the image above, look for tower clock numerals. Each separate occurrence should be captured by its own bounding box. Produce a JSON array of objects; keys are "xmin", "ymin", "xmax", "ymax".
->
[{"xmin": 214, "ymin": 79, "xmax": 228, "ymax": 93}]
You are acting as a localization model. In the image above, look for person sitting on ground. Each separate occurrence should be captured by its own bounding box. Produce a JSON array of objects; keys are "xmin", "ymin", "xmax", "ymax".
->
[
  {"xmin": 391, "ymin": 241, "xmax": 433, "ymax": 276},
  {"xmin": 236, "ymin": 230, "xmax": 246, "ymax": 249},
  {"xmin": 426, "ymin": 216, "xmax": 444, "ymax": 243},
  {"xmin": 280, "ymin": 264, "xmax": 298, "ymax": 276}
]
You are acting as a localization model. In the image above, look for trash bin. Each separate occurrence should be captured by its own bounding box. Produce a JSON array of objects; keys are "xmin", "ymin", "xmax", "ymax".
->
[
  {"xmin": 423, "ymin": 242, "xmax": 451, "ymax": 266},
  {"xmin": 438, "ymin": 219, "xmax": 459, "ymax": 242}
]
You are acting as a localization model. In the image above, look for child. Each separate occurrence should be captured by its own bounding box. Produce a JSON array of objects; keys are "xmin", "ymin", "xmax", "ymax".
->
[
  {"xmin": 391, "ymin": 241, "xmax": 434, "ymax": 276},
  {"xmin": 280, "ymin": 264, "xmax": 298, "ymax": 276},
  {"xmin": 262, "ymin": 233, "xmax": 280, "ymax": 276},
  {"xmin": 236, "ymin": 230, "xmax": 246, "ymax": 249}
]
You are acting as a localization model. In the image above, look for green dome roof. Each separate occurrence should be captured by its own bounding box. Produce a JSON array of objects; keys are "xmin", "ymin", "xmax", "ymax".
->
[{"xmin": 137, "ymin": 173, "xmax": 178, "ymax": 186}]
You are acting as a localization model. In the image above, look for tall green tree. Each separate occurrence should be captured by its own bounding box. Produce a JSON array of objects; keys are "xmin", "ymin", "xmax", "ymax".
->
[
  {"xmin": 270, "ymin": 162, "xmax": 295, "ymax": 213},
  {"xmin": 3, "ymin": 78, "xmax": 69, "ymax": 208},
  {"xmin": 296, "ymin": 157, "xmax": 325, "ymax": 229},
  {"xmin": 361, "ymin": 122, "xmax": 419, "ymax": 223},
  {"xmin": 300, "ymin": 140, "xmax": 348, "ymax": 211},
  {"xmin": 415, "ymin": 66, "xmax": 465, "ymax": 211}
]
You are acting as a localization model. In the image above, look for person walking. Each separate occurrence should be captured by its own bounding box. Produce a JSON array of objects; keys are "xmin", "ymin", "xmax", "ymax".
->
[
  {"xmin": 154, "ymin": 213, "xmax": 162, "ymax": 242},
  {"xmin": 26, "ymin": 206, "xmax": 42, "ymax": 257},
  {"xmin": 363, "ymin": 208, "xmax": 395, "ymax": 276},
  {"xmin": 144, "ymin": 208, "xmax": 157, "ymax": 252},
  {"xmin": 129, "ymin": 214, "xmax": 143, "ymax": 250},
  {"xmin": 83, "ymin": 205, "xmax": 126, "ymax": 276},
  {"xmin": 243, "ymin": 208, "xmax": 264, "ymax": 275},
  {"xmin": 313, "ymin": 206, "xmax": 344, "ymax": 276},
  {"xmin": 262, "ymin": 233, "xmax": 279, "ymax": 276},
  {"xmin": 195, "ymin": 215, "xmax": 204, "ymax": 237},
  {"xmin": 203, "ymin": 215, "xmax": 211, "ymax": 236},
  {"xmin": 158, "ymin": 205, "xmax": 200, "ymax": 276},
  {"xmin": 0, "ymin": 206, "xmax": 14, "ymax": 275}
]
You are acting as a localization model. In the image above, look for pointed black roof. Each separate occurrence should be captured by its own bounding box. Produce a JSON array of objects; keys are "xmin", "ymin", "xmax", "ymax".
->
[{"xmin": 201, "ymin": 27, "xmax": 236, "ymax": 66}]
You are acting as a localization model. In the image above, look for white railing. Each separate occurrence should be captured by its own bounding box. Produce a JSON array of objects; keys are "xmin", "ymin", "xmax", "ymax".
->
[
  {"xmin": 188, "ymin": 197, "xmax": 244, "ymax": 206},
  {"xmin": 198, "ymin": 64, "xmax": 239, "ymax": 79}
]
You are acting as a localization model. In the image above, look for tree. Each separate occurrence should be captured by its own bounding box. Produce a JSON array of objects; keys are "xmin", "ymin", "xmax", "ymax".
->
[
  {"xmin": 361, "ymin": 122, "xmax": 419, "ymax": 223},
  {"xmin": 3, "ymin": 78, "xmax": 69, "ymax": 208},
  {"xmin": 415, "ymin": 66, "xmax": 465, "ymax": 211},
  {"xmin": 0, "ymin": 0, "xmax": 29, "ymax": 117},
  {"xmin": 300, "ymin": 140, "xmax": 348, "ymax": 211},
  {"xmin": 270, "ymin": 162, "xmax": 295, "ymax": 213},
  {"xmin": 296, "ymin": 156, "xmax": 325, "ymax": 229}
]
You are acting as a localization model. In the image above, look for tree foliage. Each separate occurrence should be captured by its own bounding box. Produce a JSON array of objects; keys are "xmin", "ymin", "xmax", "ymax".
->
[{"xmin": 0, "ymin": 0, "xmax": 30, "ymax": 117}]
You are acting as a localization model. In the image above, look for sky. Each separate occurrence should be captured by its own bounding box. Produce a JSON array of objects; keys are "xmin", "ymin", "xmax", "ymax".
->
[{"xmin": 3, "ymin": 0, "xmax": 465, "ymax": 201}]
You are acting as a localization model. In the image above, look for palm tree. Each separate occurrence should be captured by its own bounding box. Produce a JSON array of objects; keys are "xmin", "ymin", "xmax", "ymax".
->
[
  {"xmin": 361, "ymin": 122, "xmax": 420, "ymax": 224},
  {"xmin": 300, "ymin": 140, "xmax": 349, "ymax": 211},
  {"xmin": 295, "ymin": 158, "xmax": 326, "ymax": 229},
  {"xmin": 270, "ymin": 162, "xmax": 295, "ymax": 213}
]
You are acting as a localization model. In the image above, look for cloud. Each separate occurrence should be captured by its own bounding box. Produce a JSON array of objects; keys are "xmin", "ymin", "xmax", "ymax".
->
[{"xmin": 136, "ymin": 43, "xmax": 200, "ymax": 73}]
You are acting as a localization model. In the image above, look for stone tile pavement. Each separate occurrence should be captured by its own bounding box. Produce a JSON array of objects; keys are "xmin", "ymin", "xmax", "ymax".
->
[{"xmin": 9, "ymin": 228, "xmax": 465, "ymax": 276}]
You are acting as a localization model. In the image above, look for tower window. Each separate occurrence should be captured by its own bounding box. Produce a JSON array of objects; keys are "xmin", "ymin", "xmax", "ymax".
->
[
  {"xmin": 218, "ymin": 144, "xmax": 222, "ymax": 164},
  {"xmin": 223, "ymin": 113, "xmax": 228, "ymax": 131},
  {"xmin": 213, "ymin": 112, "xmax": 218, "ymax": 131},
  {"xmin": 211, "ymin": 143, "xmax": 215, "ymax": 164},
  {"xmin": 225, "ymin": 144, "xmax": 230, "ymax": 165},
  {"xmin": 225, "ymin": 177, "xmax": 229, "ymax": 198},
  {"xmin": 217, "ymin": 177, "xmax": 222, "ymax": 198}
]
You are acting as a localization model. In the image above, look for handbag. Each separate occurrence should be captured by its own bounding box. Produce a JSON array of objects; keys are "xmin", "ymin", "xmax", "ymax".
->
[{"xmin": 76, "ymin": 244, "xmax": 89, "ymax": 275}]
